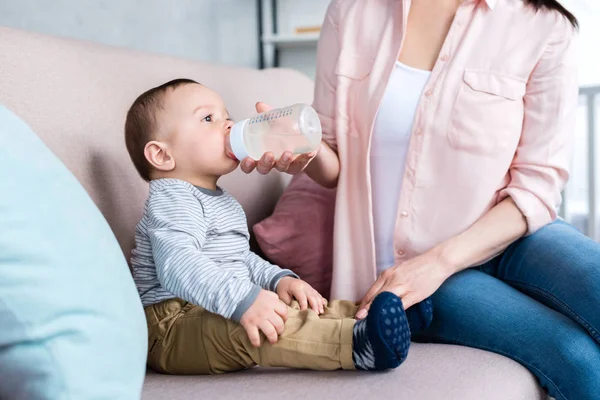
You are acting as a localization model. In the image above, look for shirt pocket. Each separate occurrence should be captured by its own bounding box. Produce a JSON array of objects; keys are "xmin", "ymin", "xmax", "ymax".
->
[
  {"xmin": 335, "ymin": 52, "xmax": 373, "ymax": 138},
  {"xmin": 448, "ymin": 70, "xmax": 526, "ymax": 155}
]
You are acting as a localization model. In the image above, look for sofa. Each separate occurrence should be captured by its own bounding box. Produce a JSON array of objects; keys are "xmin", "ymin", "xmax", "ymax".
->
[{"xmin": 0, "ymin": 26, "xmax": 547, "ymax": 400}]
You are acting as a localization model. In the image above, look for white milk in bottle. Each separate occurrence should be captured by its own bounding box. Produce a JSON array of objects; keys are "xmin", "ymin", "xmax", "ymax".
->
[{"xmin": 226, "ymin": 104, "xmax": 322, "ymax": 161}]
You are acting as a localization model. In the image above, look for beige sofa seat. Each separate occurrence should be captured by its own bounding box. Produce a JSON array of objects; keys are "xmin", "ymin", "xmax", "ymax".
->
[{"xmin": 0, "ymin": 27, "xmax": 545, "ymax": 400}]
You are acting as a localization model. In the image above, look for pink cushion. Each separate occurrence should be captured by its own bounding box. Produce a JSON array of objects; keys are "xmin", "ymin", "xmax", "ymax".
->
[{"xmin": 253, "ymin": 173, "xmax": 336, "ymax": 299}]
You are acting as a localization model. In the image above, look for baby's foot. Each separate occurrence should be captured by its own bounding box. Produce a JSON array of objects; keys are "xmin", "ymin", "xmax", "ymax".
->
[
  {"xmin": 352, "ymin": 292, "xmax": 411, "ymax": 371},
  {"xmin": 405, "ymin": 297, "xmax": 433, "ymax": 333}
]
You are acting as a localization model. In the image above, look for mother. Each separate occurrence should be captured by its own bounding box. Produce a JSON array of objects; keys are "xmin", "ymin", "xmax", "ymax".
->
[{"xmin": 244, "ymin": 0, "xmax": 600, "ymax": 398}]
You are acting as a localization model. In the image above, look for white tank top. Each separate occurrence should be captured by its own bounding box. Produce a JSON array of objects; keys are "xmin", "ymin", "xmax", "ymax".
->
[{"xmin": 370, "ymin": 61, "xmax": 431, "ymax": 274}]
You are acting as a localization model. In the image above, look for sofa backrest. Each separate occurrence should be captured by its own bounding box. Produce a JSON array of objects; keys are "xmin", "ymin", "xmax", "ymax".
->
[{"xmin": 0, "ymin": 26, "xmax": 314, "ymax": 258}]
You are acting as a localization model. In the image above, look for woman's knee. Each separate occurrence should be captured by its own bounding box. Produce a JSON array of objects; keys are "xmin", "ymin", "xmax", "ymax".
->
[
  {"xmin": 526, "ymin": 220, "xmax": 600, "ymax": 258},
  {"xmin": 508, "ymin": 221, "xmax": 600, "ymax": 336}
]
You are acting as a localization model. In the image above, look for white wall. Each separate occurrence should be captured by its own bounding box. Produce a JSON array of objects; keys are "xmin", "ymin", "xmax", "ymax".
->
[
  {"xmin": 562, "ymin": 0, "xmax": 600, "ymax": 86},
  {"xmin": 0, "ymin": 0, "xmax": 598, "ymax": 83},
  {"xmin": 0, "ymin": 0, "xmax": 260, "ymax": 68},
  {"xmin": 275, "ymin": 0, "xmax": 329, "ymax": 77},
  {"xmin": 0, "ymin": 0, "xmax": 327, "ymax": 77}
]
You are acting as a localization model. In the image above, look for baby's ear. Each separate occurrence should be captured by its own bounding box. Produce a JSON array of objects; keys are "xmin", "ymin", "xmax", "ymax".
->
[{"xmin": 144, "ymin": 141, "xmax": 175, "ymax": 172}]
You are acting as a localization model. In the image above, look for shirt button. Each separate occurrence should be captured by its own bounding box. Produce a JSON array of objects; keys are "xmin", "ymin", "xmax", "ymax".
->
[
  {"xmin": 397, "ymin": 250, "xmax": 405, "ymax": 256},
  {"xmin": 400, "ymin": 210, "xmax": 409, "ymax": 218},
  {"xmin": 416, "ymin": 128, "xmax": 423, "ymax": 135},
  {"xmin": 424, "ymin": 89, "xmax": 433, "ymax": 97},
  {"xmin": 440, "ymin": 54, "xmax": 449, "ymax": 62}
]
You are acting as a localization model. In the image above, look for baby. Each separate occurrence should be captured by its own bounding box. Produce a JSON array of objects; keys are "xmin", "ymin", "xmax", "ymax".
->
[{"xmin": 125, "ymin": 79, "xmax": 424, "ymax": 374}]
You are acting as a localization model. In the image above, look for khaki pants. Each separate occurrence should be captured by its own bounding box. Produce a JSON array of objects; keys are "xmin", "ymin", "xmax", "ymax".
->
[{"xmin": 145, "ymin": 298, "xmax": 357, "ymax": 374}]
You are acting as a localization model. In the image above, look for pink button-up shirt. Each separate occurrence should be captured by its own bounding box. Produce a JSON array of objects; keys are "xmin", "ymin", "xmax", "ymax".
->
[{"xmin": 313, "ymin": 0, "xmax": 578, "ymax": 301}]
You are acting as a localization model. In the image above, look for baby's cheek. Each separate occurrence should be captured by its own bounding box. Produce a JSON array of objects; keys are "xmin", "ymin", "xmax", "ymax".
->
[{"xmin": 195, "ymin": 137, "xmax": 219, "ymax": 158}]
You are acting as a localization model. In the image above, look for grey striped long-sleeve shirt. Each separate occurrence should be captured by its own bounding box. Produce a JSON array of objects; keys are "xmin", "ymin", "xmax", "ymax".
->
[{"xmin": 131, "ymin": 178, "xmax": 297, "ymax": 321}]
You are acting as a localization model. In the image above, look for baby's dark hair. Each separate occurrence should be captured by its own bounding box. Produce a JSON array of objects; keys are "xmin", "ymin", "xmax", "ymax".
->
[{"xmin": 124, "ymin": 78, "xmax": 199, "ymax": 181}]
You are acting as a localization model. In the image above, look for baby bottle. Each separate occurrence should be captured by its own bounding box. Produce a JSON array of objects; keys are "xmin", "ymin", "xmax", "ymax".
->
[{"xmin": 226, "ymin": 103, "xmax": 322, "ymax": 161}]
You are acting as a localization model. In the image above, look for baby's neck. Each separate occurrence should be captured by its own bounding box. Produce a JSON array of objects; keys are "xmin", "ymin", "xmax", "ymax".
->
[
  {"xmin": 152, "ymin": 171, "xmax": 220, "ymax": 191},
  {"xmin": 182, "ymin": 175, "xmax": 220, "ymax": 191}
]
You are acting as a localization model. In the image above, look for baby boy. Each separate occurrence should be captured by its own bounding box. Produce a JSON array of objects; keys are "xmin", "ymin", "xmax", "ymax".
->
[{"xmin": 125, "ymin": 79, "xmax": 423, "ymax": 374}]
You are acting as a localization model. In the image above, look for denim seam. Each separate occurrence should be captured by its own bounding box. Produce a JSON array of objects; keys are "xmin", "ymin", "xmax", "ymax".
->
[
  {"xmin": 505, "ymin": 279, "xmax": 600, "ymax": 343},
  {"xmin": 444, "ymin": 336, "xmax": 568, "ymax": 400}
]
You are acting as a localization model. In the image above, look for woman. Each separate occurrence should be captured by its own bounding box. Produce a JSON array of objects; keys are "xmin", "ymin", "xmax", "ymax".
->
[{"xmin": 243, "ymin": 0, "xmax": 600, "ymax": 398}]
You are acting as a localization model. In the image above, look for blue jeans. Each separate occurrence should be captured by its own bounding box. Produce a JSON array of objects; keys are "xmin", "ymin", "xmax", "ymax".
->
[{"xmin": 413, "ymin": 220, "xmax": 600, "ymax": 400}]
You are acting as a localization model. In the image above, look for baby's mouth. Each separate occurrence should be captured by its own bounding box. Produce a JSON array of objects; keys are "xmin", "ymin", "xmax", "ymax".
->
[
  {"xmin": 225, "ymin": 148, "xmax": 238, "ymax": 161},
  {"xmin": 224, "ymin": 134, "xmax": 238, "ymax": 161}
]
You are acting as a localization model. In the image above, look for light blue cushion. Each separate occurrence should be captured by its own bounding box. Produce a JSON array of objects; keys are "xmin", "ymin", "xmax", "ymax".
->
[{"xmin": 0, "ymin": 105, "xmax": 147, "ymax": 399}]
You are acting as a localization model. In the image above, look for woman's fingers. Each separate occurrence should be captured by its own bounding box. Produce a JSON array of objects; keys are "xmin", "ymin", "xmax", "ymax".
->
[
  {"xmin": 255, "ymin": 102, "xmax": 274, "ymax": 113},
  {"xmin": 275, "ymin": 151, "xmax": 293, "ymax": 172},
  {"xmin": 288, "ymin": 151, "xmax": 316, "ymax": 174},
  {"xmin": 240, "ymin": 149, "xmax": 314, "ymax": 176},
  {"xmin": 356, "ymin": 301, "xmax": 373, "ymax": 320},
  {"xmin": 240, "ymin": 158, "xmax": 257, "ymax": 174},
  {"xmin": 400, "ymin": 292, "xmax": 419, "ymax": 310},
  {"xmin": 356, "ymin": 278, "xmax": 386, "ymax": 319},
  {"xmin": 256, "ymin": 152, "xmax": 276, "ymax": 175},
  {"xmin": 359, "ymin": 284, "xmax": 410, "ymax": 319}
]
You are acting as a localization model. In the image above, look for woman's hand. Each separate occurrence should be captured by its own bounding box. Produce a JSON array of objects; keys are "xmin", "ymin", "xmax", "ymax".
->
[
  {"xmin": 355, "ymin": 248, "xmax": 454, "ymax": 320},
  {"xmin": 239, "ymin": 102, "xmax": 318, "ymax": 175},
  {"xmin": 355, "ymin": 197, "xmax": 528, "ymax": 320}
]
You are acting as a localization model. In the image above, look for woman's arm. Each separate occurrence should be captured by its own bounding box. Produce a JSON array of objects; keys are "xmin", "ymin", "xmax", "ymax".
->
[
  {"xmin": 496, "ymin": 17, "xmax": 578, "ymax": 234},
  {"xmin": 437, "ymin": 197, "xmax": 527, "ymax": 276},
  {"xmin": 437, "ymin": 17, "xmax": 577, "ymax": 274},
  {"xmin": 356, "ymin": 198, "xmax": 526, "ymax": 317},
  {"xmin": 438, "ymin": 14, "xmax": 579, "ymax": 277},
  {"xmin": 304, "ymin": 141, "xmax": 339, "ymax": 188}
]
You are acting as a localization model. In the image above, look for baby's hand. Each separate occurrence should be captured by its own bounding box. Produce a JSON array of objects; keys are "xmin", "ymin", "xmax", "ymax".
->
[
  {"xmin": 276, "ymin": 277, "xmax": 327, "ymax": 315},
  {"xmin": 240, "ymin": 289, "xmax": 288, "ymax": 347}
]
